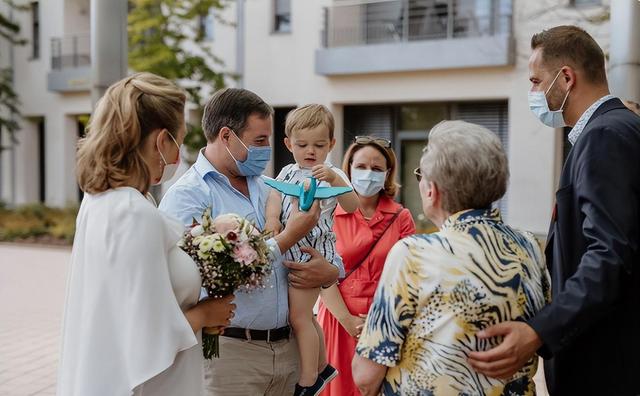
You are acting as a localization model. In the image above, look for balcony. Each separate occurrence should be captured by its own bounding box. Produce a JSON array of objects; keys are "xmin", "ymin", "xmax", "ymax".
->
[
  {"xmin": 315, "ymin": 0, "xmax": 514, "ymax": 76},
  {"xmin": 47, "ymin": 34, "xmax": 91, "ymax": 92}
]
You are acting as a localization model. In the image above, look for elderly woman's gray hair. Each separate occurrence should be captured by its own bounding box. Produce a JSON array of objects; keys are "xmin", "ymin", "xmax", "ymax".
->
[{"xmin": 420, "ymin": 120, "xmax": 509, "ymax": 214}]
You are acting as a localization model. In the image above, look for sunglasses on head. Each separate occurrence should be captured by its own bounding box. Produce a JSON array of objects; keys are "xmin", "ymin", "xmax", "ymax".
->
[
  {"xmin": 354, "ymin": 136, "xmax": 391, "ymax": 148},
  {"xmin": 413, "ymin": 167, "xmax": 423, "ymax": 182}
]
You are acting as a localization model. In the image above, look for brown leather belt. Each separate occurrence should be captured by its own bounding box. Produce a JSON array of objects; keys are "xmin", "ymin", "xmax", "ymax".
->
[{"xmin": 222, "ymin": 326, "xmax": 291, "ymax": 342}]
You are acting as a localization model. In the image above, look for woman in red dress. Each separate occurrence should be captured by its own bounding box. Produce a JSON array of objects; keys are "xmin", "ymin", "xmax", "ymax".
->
[{"xmin": 318, "ymin": 137, "xmax": 415, "ymax": 396}]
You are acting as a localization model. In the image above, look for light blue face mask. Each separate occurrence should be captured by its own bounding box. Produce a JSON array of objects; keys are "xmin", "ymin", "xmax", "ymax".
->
[
  {"xmin": 225, "ymin": 130, "xmax": 271, "ymax": 176},
  {"xmin": 350, "ymin": 168, "xmax": 387, "ymax": 197},
  {"xmin": 528, "ymin": 69, "xmax": 571, "ymax": 128}
]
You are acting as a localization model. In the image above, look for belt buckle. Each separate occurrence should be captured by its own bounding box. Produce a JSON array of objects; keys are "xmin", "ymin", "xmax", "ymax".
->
[
  {"xmin": 244, "ymin": 328, "xmax": 252, "ymax": 342},
  {"xmin": 266, "ymin": 329, "xmax": 271, "ymax": 343}
]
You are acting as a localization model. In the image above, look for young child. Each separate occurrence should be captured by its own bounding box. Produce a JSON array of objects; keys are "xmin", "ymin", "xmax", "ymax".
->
[{"xmin": 265, "ymin": 104, "xmax": 359, "ymax": 396}]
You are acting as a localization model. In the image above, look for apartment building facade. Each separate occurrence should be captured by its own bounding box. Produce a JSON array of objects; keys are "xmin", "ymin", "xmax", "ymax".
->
[{"xmin": 0, "ymin": 0, "xmax": 611, "ymax": 235}]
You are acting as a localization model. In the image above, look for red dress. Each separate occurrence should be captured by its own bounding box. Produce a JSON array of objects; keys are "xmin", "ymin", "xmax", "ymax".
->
[{"xmin": 318, "ymin": 196, "xmax": 415, "ymax": 396}]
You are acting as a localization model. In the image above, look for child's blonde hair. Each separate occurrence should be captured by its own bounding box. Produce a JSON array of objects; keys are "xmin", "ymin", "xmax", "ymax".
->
[{"xmin": 285, "ymin": 104, "xmax": 334, "ymax": 139}]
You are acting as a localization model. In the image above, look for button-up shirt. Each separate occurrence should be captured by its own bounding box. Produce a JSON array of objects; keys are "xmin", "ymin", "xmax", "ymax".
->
[
  {"xmin": 568, "ymin": 94, "xmax": 616, "ymax": 145},
  {"xmin": 356, "ymin": 208, "xmax": 551, "ymax": 395},
  {"xmin": 159, "ymin": 151, "xmax": 288, "ymax": 330}
]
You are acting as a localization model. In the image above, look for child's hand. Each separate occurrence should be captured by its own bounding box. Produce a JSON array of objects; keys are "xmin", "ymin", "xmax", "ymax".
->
[
  {"xmin": 265, "ymin": 218, "xmax": 283, "ymax": 236},
  {"xmin": 312, "ymin": 164, "xmax": 338, "ymax": 184}
]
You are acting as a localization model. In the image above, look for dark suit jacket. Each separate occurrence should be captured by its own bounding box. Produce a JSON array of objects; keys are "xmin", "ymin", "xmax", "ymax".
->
[{"xmin": 527, "ymin": 98, "xmax": 640, "ymax": 396}]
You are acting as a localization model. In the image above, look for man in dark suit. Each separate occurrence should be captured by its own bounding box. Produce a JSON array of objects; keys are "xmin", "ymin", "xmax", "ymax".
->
[{"xmin": 468, "ymin": 25, "xmax": 640, "ymax": 395}]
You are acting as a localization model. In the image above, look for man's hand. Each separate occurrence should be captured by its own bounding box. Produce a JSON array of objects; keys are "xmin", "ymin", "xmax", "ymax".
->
[
  {"xmin": 275, "ymin": 199, "xmax": 320, "ymax": 252},
  {"xmin": 467, "ymin": 321, "xmax": 542, "ymax": 379},
  {"xmin": 312, "ymin": 164, "xmax": 338, "ymax": 185},
  {"xmin": 284, "ymin": 246, "xmax": 338, "ymax": 289}
]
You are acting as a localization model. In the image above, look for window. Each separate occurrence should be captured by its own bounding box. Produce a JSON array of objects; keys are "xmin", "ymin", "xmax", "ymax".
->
[
  {"xmin": 571, "ymin": 0, "xmax": 601, "ymax": 6},
  {"xmin": 198, "ymin": 9, "xmax": 215, "ymax": 41},
  {"xmin": 273, "ymin": 0, "xmax": 291, "ymax": 33},
  {"xmin": 31, "ymin": 2, "xmax": 40, "ymax": 59}
]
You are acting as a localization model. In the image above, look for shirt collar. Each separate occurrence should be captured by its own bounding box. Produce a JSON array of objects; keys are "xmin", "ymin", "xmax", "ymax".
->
[
  {"xmin": 568, "ymin": 94, "xmax": 616, "ymax": 145},
  {"xmin": 441, "ymin": 208, "xmax": 502, "ymax": 231},
  {"xmin": 193, "ymin": 149, "xmax": 219, "ymax": 178}
]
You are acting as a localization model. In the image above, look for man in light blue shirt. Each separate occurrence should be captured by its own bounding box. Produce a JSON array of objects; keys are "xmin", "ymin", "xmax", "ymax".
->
[{"xmin": 159, "ymin": 88, "xmax": 340, "ymax": 396}]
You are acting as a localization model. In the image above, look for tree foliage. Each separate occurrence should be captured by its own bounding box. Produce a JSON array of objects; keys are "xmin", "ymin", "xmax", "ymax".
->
[
  {"xmin": 0, "ymin": 0, "xmax": 26, "ymax": 149},
  {"xmin": 128, "ymin": 0, "xmax": 230, "ymax": 154}
]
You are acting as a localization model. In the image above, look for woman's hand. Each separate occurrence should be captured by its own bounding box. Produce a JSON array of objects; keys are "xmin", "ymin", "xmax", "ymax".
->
[
  {"xmin": 186, "ymin": 295, "xmax": 236, "ymax": 332},
  {"xmin": 340, "ymin": 313, "xmax": 367, "ymax": 338}
]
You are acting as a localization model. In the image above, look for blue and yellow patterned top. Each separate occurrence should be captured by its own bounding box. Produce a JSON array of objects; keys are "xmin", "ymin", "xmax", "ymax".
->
[{"xmin": 356, "ymin": 208, "xmax": 551, "ymax": 396}]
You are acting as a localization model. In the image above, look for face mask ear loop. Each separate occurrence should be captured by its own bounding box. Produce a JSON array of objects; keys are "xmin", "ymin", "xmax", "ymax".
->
[
  {"xmin": 559, "ymin": 87, "xmax": 571, "ymax": 111},
  {"xmin": 545, "ymin": 69, "xmax": 563, "ymax": 96},
  {"xmin": 231, "ymin": 129, "xmax": 250, "ymax": 152}
]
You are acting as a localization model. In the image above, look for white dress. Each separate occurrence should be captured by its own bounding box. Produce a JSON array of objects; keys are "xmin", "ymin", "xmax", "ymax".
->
[{"xmin": 57, "ymin": 187, "xmax": 203, "ymax": 396}]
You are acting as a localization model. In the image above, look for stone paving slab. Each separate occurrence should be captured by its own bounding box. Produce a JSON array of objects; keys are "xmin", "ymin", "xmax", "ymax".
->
[
  {"xmin": 0, "ymin": 243, "xmax": 549, "ymax": 395},
  {"xmin": 0, "ymin": 244, "xmax": 69, "ymax": 396}
]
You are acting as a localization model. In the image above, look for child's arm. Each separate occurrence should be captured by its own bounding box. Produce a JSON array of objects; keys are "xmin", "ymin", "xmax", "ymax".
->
[
  {"xmin": 265, "ymin": 189, "xmax": 283, "ymax": 235},
  {"xmin": 312, "ymin": 164, "xmax": 359, "ymax": 213}
]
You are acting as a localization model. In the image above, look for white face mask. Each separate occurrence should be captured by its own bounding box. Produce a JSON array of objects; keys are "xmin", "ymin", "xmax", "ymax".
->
[
  {"xmin": 350, "ymin": 168, "xmax": 387, "ymax": 197},
  {"xmin": 154, "ymin": 131, "xmax": 181, "ymax": 185},
  {"xmin": 528, "ymin": 69, "xmax": 571, "ymax": 128}
]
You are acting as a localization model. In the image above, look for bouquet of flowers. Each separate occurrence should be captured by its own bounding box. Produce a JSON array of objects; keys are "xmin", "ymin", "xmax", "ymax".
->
[{"xmin": 179, "ymin": 208, "xmax": 272, "ymax": 358}]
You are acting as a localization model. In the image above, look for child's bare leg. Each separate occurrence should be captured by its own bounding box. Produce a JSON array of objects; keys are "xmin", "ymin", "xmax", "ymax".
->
[
  {"xmin": 313, "ymin": 317, "xmax": 328, "ymax": 372},
  {"xmin": 289, "ymin": 286, "xmax": 321, "ymax": 386}
]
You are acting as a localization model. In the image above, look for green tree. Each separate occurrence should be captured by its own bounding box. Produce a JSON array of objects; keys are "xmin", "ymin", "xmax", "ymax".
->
[
  {"xmin": 128, "ymin": 0, "xmax": 230, "ymax": 155},
  {"xmin": 0, "ymin": 0, "xmax": 26, "ymax": 150}
]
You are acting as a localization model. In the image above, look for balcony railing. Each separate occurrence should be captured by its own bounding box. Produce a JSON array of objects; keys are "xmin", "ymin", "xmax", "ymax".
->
[
  {"xmin": 321, "ymin": 0, "xmax": 512, "ymax": 48},
  {"xmin": 50, "ymin": 34, "xmax": 90, "ymax": 70}
]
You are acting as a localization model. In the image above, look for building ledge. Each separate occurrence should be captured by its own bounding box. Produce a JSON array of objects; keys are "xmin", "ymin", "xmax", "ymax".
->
[
  {"xmin": 315, "ymin": 35, "xmax": 514, "ymax": 76},
  {"xmin": 47, "ymin": 67, "xmax": 91, "ymax": 93}
]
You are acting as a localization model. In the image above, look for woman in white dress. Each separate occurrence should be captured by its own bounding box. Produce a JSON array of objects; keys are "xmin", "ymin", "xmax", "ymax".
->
[{"xmin": 57, "ymin": 72, "xmax": 236, "ymax": 396}]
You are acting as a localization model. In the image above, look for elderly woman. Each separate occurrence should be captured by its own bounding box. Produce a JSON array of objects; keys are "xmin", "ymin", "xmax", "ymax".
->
[{"xmin": 351, "ymin": 121, "xmax": 551, "ymax": 396}]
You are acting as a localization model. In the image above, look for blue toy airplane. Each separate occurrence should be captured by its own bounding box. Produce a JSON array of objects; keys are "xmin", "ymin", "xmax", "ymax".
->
[{"xmin": 264, "ymin": 177, "xmax": 353, "ymax": 211}]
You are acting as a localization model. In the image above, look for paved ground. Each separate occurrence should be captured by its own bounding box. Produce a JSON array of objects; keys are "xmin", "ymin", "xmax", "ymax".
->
[
  {"xmin": 0, "ymin": 243, "xmax": 549, "ymax": 395},
  {"xmin": 0, "ymin": 244, "xmax": 69, "ymax": 396}
]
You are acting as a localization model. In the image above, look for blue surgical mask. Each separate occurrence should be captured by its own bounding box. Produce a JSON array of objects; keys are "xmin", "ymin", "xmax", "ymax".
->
[
  {"xmin": 225, "ymin": 130, "xmax": 271, "ymax": 176},
  {"xmin": 350, "ymin": 168, "xmax": 387, "ymax": 197},
  {"xmin": 528, "ymin": 69, "xmax": 571, "ymax": 128}
]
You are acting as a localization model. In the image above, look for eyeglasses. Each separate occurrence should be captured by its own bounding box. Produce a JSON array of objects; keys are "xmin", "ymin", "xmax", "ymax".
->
[
  {"xmin": 354, "ymin": 136, "xmax": 391, "ymax": 148},
  {"xmin": 413, "ymin": 167, "xmax": 422, "ymax": 182}
]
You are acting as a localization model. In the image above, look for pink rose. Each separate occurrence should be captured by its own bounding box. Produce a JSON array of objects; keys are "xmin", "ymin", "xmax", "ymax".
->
[
  {"xmin": 212, "ymin": 214, "xmax": 241, "ymax": 235},
  {"xmin": 233, "ymin": 242, "xmax": 258, "ymax": 265}
]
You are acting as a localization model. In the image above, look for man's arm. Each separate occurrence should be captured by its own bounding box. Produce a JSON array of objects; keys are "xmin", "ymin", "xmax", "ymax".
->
[
  {"xmin": 469, "ymin": 126, "xmax": 640, "ymax": 377},
  {"xmin": 273, "ymin": 198, "xmax": 320, "ymax": 253},
  {"xmin": 352, "ymin": 354, "xmax": 387, "ymax": 396}
]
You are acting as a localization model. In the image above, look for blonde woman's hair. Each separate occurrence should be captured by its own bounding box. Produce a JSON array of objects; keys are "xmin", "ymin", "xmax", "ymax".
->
[
  {"xmin": 285, "ymin": 104, "xmax": 335, "ymax": 139},
  {"xmin": 77, "ymin": 72, "xmax": 186, "ymax": 194},
  {"xmin": 420, "ymin": 120, "xmax": 509, "ymax": 213},
  {"xmin": 342, "ymin": 140, "xmax": 399, "ymax": 198}
]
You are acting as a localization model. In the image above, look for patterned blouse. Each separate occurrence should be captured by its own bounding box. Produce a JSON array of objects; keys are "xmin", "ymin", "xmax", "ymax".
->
[{"xmin": 356, "ymin": 208, "xmax": 551, "ymax": 396}]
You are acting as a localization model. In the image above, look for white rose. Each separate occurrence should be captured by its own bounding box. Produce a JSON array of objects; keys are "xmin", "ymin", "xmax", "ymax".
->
[{"xmin": 190, "ymin": 225, "xmax": 205, "ymax": 237}]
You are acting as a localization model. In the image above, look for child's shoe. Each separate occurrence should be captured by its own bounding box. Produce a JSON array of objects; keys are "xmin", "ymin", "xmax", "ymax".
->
[
  {"xmin": 293, "ymin": 376, "xmax": 325, "ymax": 396},
  {"xmin": 318, "ymin": 364, "xmax": 338, "ymax": 385}
]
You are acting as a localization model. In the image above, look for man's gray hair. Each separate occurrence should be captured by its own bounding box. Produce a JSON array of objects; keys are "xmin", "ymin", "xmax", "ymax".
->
[{"xmin": 420, "ymin": 120, "xmax": 509, "ymax": 214}]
